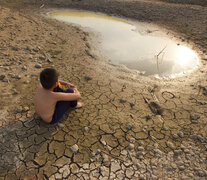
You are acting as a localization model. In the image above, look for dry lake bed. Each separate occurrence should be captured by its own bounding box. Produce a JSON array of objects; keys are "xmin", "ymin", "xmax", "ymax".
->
[{"xmin": 0, "ymin": 0, "xmax": 206, "ymax": 179}]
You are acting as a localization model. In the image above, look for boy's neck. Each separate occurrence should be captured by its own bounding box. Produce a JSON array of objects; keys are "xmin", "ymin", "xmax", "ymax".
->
[
  {"xmin": 49, "ymin": 87, "xmax": 54, "ymax": 91},
  {"xmin": 49, "ymin": 83, "xmax": 57, "ymax": 91},
  {"xmin": 42, "ymin": 86, "xmax": 54, "ymax": 91}
]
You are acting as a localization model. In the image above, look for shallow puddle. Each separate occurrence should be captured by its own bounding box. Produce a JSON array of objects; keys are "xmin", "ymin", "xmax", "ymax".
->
[{"xmin": 49, "ymin": 10, "xmax": 199, "ymax": 77}]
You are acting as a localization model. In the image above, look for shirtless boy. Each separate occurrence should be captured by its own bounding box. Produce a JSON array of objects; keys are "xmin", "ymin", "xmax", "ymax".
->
[{"xmin": 34, "ymin": 68, "xmax": 83, "ymax": 124}]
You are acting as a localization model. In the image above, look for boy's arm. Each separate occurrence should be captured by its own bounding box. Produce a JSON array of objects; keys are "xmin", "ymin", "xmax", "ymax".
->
[
  {"xmin": 54, "ymin": 88, "xmax": 81, "ymax": 101},
  {"xmin": 59, "ymin": 80, "xmax": 75, "ymax": 88}
]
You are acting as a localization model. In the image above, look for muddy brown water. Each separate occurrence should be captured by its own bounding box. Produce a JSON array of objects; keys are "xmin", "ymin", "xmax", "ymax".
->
[{"xmin": 49, "ymin": 10, "xmax": 199, "ymax": 77}]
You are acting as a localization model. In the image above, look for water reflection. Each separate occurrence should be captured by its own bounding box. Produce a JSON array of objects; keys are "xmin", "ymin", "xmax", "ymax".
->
[{"xmin": 49, "ymin": 10, "xmax": 199, "ymax": 77}]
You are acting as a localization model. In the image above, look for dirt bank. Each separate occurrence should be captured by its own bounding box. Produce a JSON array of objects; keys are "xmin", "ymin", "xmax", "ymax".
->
[
  {"xmin": 0, "ymin": 0, "xmax": 206, "ymax": 179},
  {"xmin": 159, "ymin": 0, "xmax": 207, "ymax": 6}
]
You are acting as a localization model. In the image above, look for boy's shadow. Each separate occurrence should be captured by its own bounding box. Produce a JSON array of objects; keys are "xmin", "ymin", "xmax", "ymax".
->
[{"xmin": 0, "ymin": 113, "xmax": 61, "ymax": 175}]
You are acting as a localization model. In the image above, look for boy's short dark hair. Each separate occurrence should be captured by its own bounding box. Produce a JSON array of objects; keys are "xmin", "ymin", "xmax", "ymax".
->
[{"xmin": 40, "ymin": 68, "xmax": 59, "ymax": 89}]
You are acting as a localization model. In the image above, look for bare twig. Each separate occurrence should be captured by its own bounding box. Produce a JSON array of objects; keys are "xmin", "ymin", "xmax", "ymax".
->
[
  {"xmin": 155, "ymin": 45, "xmax": 167, "ymax": 74},
  {"xmin": 156, "ymin": 46, "xmax": 167, "ymax": 59}
]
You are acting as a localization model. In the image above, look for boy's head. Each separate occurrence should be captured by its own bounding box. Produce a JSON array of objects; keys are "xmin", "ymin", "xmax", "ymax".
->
[{"xmin": 40, "ymin": 68, "xmax": 59, "ymax": 89}]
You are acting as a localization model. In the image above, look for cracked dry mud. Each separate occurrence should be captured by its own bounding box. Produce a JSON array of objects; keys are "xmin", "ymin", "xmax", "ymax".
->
[{"xmin": 0, "ymin": 0, "xmax": 207, "ymax": 179}]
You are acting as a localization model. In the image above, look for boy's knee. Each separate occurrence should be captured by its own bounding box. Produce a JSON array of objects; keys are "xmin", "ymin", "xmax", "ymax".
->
[{"xmin": 65, "ymin": 88, "xmax": 74, "ymax": 93}]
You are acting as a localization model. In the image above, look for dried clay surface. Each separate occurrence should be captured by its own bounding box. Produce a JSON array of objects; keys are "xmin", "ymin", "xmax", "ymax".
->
[{"xmin": 0, "ymin": 0, "xmax": 206, "ymax": 179}]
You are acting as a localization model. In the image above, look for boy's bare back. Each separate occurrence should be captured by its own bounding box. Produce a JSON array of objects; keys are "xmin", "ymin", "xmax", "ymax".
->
[{"xmin": 34, "ymin": 85, "xmax": 58, "ymax": 123}]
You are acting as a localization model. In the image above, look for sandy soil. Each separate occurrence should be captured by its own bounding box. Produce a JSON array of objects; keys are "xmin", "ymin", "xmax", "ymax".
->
[{"xmin": 0, "ymin": 0, "xmax": 206, "ymax": 179}]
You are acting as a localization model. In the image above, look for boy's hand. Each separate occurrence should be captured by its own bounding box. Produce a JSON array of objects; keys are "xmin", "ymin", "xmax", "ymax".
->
[
  {"xmin": 73, "ymin": 88, "xmax": 80, "ymax": 96},
  {"xmin": 73, "ymin": 87, "xmax": 77, "ymax": 93},
  {"xmin": 66, "ymin": 83, "xmax": 75, "ymax": 89}
]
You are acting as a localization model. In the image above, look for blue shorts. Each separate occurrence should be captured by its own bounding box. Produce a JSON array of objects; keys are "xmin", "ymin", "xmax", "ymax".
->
[{"xmin": 50, "ymin": 85, "xmax": 77, "ymax": 124}]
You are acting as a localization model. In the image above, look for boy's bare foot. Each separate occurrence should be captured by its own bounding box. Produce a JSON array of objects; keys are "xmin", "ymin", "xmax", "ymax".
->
[{"xmin": 75, "ymin": 102, "xmax": 84, "ymax": 109}]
